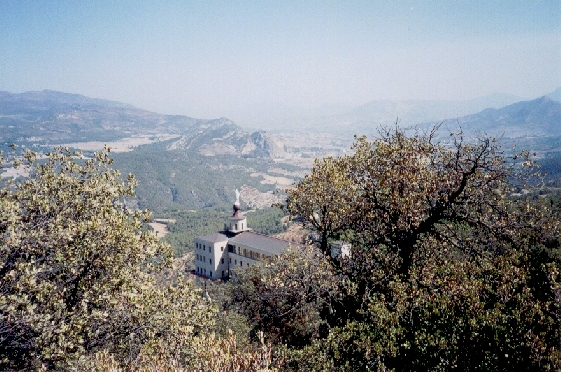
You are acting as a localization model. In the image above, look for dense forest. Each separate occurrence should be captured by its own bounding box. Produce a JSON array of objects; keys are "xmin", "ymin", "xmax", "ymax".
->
[
  {"xmin": 111, "ymin": 140, "xmax": 280, "ymax": 212},
  {"xmin": 1, "ymin": 128, "xmax": 560, "ymax": 370}
]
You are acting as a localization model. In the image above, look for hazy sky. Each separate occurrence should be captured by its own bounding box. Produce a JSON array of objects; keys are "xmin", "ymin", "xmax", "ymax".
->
[{"xmin": 1, "ymin": 1, "xmax": 560, "ymax": 119}]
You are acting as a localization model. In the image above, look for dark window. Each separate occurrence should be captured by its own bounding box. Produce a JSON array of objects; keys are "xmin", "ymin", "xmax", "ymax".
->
[
  {"xmin": 210, "ymin": 259, "xmax": 212, "ymax": 264},
  {"xmin": 227, "ymin": 244, "xmax": 235, "ymax": 253},
  {"xmin": 221, "ymin": 258, "xmax": 224, "ymax": 264},
  {"xmin": 222, "ymin": 270, "xmax": 225, "ymax": 277}
]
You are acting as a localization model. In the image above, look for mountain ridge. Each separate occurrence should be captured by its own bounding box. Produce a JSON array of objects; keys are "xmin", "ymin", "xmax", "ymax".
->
[
  {"xmin": 0, "ymin": 90, "xmax": 290, "ymax": 158},
  {"xmin": 436, "ymin": 96, "xmax": 561, "ymax": 139},
  {"xmin": 2, "ymin": 88, "xmax": 561, "ymax": 155}
]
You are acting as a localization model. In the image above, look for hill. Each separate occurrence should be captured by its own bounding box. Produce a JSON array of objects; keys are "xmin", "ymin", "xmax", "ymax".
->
[
  {"xmin": 110, "ymin": 141, "xmax": 284, "ymax": 212},
  {"xmin": 453, "ymin": 96, "xmax": 561, "ymax": 139},
  {"xmin": 547, "ymin": 87, "xmax": 561, "ymax": 102},
  {"xmin": 0, "ymin": 90, "xmax": 202, "ymax": 145},
  {"xmin": 0, "ymin": 90, "xmax": 288, "ymax": 158},
  {"xmin": 3, "ymin": 89, "xmax": 561, "ymax": 212}
]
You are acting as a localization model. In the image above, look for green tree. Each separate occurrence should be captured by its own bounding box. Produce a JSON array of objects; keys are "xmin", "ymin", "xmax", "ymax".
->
[
  {"xmin": 278, "ymin": 127, "xmax": 561, "ymax": 370},
  {"xmin": 285, "ymin": 156, "xmax": 358, "ymax": 256},
  {"xmin": 0, "ymin": 147, "xmax": 213, "ymax": 370},
  {"xmin": 229, "ymin": 247, "xmax": 345, "ymax": 347}
]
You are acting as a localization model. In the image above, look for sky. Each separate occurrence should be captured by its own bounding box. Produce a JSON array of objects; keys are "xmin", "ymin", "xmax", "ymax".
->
[{"xmin": 1, "ymin": 1, "xmax": 560, "ymax": 120}]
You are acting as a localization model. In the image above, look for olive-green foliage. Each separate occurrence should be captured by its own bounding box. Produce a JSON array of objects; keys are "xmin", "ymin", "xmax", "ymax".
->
[
  {"xmin": 159, "ymin": 209, "xmax": 229, "ymax": 257},
  {"xmin": 309, "ymin": 242, "xmax": 561, "ymax": 371},
  {"xmin": 229, "ymin": 247, "xmax": 344, "ymax": 347},
  {"xmin": 260, "ymin": 127, "xmax": 561, "ymax": 370},
  {"xmin": 0, "ymin": 148, "xmax": 214, "ymax": 370},
  {"xmin": 245, "ymin": 207, "xmax": 288, "ymax": 236}
]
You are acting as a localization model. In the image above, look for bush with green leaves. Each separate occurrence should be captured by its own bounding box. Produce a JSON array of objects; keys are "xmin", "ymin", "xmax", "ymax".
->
[{"xmin": 0, "ymin": 147, "xmax": 215, "ymax": 370}]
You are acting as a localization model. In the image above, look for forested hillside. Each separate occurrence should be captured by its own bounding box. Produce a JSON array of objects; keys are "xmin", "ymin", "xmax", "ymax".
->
[{"xmin": 111, "ymin": 140, "xmax": 280, "ymax": 212}]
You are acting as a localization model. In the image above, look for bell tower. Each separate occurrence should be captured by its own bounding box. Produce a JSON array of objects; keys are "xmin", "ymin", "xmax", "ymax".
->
[{"xmin": 228, "ymin": 189, "xmax": 248, "ymax": 234}]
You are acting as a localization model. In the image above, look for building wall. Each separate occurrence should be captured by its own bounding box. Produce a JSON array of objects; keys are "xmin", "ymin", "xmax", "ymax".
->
[
  {"xmin": 214, "ymin": 242, "xmax": 229, "ymax": 278},
  {"xmin": 193, "ymin": 213, "xmax": 288, "ymax": 279},
  {"xmin": 194, "ymin": 238, "xmax": 228, "ymax": 279},
  {"xmin": 227, "ymin": 242, "xmax": 274, "ymax": 273}
]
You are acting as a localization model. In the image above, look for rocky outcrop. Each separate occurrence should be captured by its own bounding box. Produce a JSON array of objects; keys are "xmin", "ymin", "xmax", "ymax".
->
[{"xmin": 250, "ymin": 131, "xmax": 290, "ymax": 159}]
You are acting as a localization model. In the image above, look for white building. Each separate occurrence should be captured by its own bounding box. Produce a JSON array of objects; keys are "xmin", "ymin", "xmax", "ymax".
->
[
  {"xmin": 194, "ymin": 193, "xmax": 290, "ymax": 279},
  {"xmin": 330, "ymin": 240, "xmax": 352, "ymax": 259}
]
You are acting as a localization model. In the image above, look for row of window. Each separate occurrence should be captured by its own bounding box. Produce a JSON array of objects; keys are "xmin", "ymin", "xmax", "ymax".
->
[
  {"xmin": 227, "ymin": 244, "xmax": 267, "ymax": 260},
  {"xmin": 195, "ymin": 242, "xmax": 211, "ymax": 252},
  {"xmin": 195, "ymin": 257, "xmax": 249, "ymax": 268},
  {"xmin": 195, "ymin": 242, "xmax": 226, "ymax": 253},
  {"xmin": 230, "ymin": 258, "xmax": 249, "ymax": 267},
  {"xmin": 195, "ymin": 254, "xmax": 210, "ymax": 264},
  {"xmin": 195, "ymin": 267, "xmax": 227, "ymax": 278},
  {"xmin": 195, "ymin": 255, "xmax": 227, "ymax": 266},
  {"xmin": 196, "ymin": 267, "xmax": 211, "ymax": 277}
]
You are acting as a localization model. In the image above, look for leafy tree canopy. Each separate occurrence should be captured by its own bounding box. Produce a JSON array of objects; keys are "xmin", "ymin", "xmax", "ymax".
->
[
  {"xmin": 254, "ymin": 127, "xmax": 561, "ymax": 370},
  {"xmin": 0, "ymin": 147, "xmax": 216, "ymax": 370}
]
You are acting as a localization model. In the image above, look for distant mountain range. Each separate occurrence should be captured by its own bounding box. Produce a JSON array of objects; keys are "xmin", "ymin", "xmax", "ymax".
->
[
  {"xmin": 1, "ymin": 88, "xmax": 561, "ymax": 157},
  {"xmin": 232, "ymin": 93, "xmax": 527, "ymax": 134},
  {"xmin": 332, "ymin": 93, "xmax": 527, "ymax": 135},
  {"xmin": 546, "ymin": 87, "xmax": 561, "ymax": 102},
  {"xmin": 0, "ymin": 90, "xmax": 285, "ymax": 158}
]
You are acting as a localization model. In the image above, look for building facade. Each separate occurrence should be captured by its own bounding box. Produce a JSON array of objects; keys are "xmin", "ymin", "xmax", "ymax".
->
[{"xmin": 194, "ymin": 192, "xmax": 290, "ymax": 279}]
